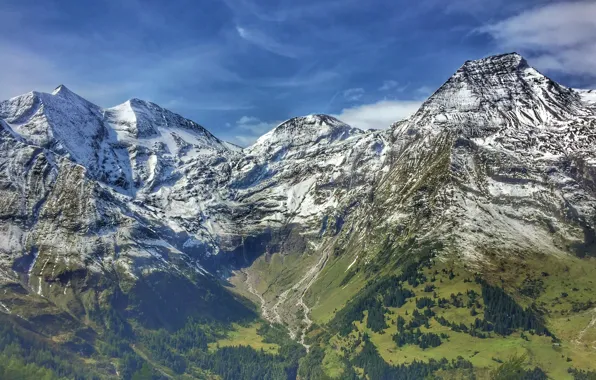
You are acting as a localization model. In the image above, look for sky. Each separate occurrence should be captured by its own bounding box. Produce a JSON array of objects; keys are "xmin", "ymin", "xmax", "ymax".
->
[{"xmin": 1, "ymin": 0, "xmax": 595, "ymax": 146}]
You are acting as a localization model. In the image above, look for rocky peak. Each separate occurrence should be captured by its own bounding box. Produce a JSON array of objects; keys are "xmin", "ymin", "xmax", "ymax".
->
[
  {"xmin": 458, "ymin": 52, "xmax": 528, "ymax": 77},
  {"xmin": 247, "ymin": 114, "xmax": 362, "ymax": 159},
  {"xmin": 51, "ymin": 84, "xmax": 74, "ymax": 96},
  {"xmin": 105, "ymin": 98, "xmax": 161, "ymax": 138},
  {"xmin": 105, "ymin": 98, "xmax": 224, "ymax": 146},
  {"xmin": 270, "ymin": 114, "xmax": 355, "ymax": 137},
  {"xmin": 0, "ymin": 84, "xmax": 105, "ymax": 164},
  {"xmin": 400, "ymin": 53, "xmax": 590, "ymax": 140}
]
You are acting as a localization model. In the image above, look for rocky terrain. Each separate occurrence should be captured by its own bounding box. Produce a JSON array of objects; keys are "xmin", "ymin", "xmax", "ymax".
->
[{"xmin": 0, "ymin": 52, "xmax": 595, "ymax": 379}]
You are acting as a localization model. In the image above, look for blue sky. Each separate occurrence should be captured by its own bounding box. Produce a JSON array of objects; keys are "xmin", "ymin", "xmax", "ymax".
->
[{"xmin": 1, "ymin": 0, "xmax": 594, "ymax": 145}]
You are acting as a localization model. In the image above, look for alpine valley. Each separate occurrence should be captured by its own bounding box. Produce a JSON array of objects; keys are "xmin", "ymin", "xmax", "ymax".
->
[{"xmin": 0, "ymin": 53, "xmax": 595, "ymax": 379}]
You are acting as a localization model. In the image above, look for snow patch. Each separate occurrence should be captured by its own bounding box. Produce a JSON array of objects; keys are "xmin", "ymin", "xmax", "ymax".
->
[{"xmin": 346, "ymin": 255, "xmax": 358, "ymax": 272}]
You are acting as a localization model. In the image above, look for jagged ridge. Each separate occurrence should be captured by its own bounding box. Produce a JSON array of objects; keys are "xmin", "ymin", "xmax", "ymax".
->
[{"xmin": 0, "ymin": 52, "xmax": 594, "ymax": 346}]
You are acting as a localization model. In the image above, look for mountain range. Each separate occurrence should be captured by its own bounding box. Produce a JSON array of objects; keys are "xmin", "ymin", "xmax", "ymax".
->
[{"xmin": 0, "ymin": 53, "xmax": 595, "ymax": 379}]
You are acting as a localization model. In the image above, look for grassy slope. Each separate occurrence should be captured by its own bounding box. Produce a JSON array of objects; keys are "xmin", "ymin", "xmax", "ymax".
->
[
  {"xmin": 308, "ymin": 250, "xmax": 368, "ymax": 324},
  {"xmin": 208, "ymin": 323, "xmax": 279, "ymax": 354},
  {"xmin": 305, "ymin": 249, "xmax": 596, "ymax": 379}
]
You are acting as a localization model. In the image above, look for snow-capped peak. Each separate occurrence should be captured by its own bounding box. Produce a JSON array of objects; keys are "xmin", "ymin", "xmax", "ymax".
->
[
  {"xmin": 576, "ymin": 88, "xmax": 596, "ymax": 106},
  {"xmin": 51, "ymin": 84, "xmax": 73, "ymax": 96},
  {"xmin": 460, "ymin": 52, "xmax": 528, "ymax": 73},
  {"xmin": 403, "ymin": 52, "xmax": 590, "ymax": 138},
  {"xmin": 105, "ymin": 98, "xmax": 224, "ymax": 143},
  {"xmin": 247, "ymin": 114, "xmax": 363, "ymax": 158}
]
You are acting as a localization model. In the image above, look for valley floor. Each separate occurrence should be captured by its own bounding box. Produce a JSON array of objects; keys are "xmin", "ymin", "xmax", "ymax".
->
[{"xmin": 228, "ymin": 243, "xmax": 596, "ymax": 379}]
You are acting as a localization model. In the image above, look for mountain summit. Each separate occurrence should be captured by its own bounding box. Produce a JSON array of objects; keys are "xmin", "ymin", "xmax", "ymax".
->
[{"xmin": 408, "ymin": 52, "xmax": 590, "ymax": 134}]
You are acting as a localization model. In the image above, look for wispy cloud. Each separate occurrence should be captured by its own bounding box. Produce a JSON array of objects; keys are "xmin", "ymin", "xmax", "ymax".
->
[
  {"xmin": 222, "ymin": 0, "xmax": 357, "ymax": 23},
  {"xmin": 379, "ymin": 80, "xmax": 412, "ymax": 93},
  {"xmin": 415, "ymin": 86, "xmax": 433, "ymax": 96},
  {"xmin": 0, "ymin": 30, "xmax": 247, "ymax": 108},
  {"xmin": 479, "ymin": 1, "xmax": 596, "ymax": 77},
  {"xmin": 379, "ymin": 80, "xmax": 396, "ymax": 91},
  {"xmin": 442, "ymin": 0, "xmax": 521, "ymax": 16},
  {"xmin": 162, "ymin": 98, "xmax": 254, "ymax": 112},
  {"xmin": 332, "ymin": 99, "xmax": 423, "ymax": 130},
  {"xmin": 236, "ymin": 25, "xmax": 304, "ymax": 58},
  {"xmin": 343, "ymin": 88, "xmax": 365, "ymax": 101},
  {"xmin": 257, "ymin": 69, "xmax": 340, "ymax": 88}
]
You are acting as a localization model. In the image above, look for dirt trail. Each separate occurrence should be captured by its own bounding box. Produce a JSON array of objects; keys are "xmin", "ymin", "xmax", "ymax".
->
[
  {"xmin": 296, "ymin": 249, "xmax": 330, "ymax": 350},
  {"xmin": 296, "ymin": 298, "xmax": 313, "ymax": 349},
  {"xmin": 242, "ymin": 248, "xmax": 330, "ymax": 351},
  {"xmin": 272, "ymin": 288, "xmax": 292, "ymax": 327},
  {"xmin": 241, "ymin": 269, "xmax": 274, "ymax": 323}
]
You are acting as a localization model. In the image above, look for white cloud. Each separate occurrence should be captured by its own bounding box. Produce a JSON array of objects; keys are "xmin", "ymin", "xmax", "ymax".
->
[
  {"xmin": 343, "ymin": 87, "xmax": 364, "ymax": 101},
  {"xmin": 229, "ymin": 98, "xmax": 425, "ymax": 145},
  {"xmin": 480, "ymin": 1, "xmax": 596, "ymax": 77},
  {"xmin": 237, "ymin": 116, "xmax": 259, "ymax": 124},
  {"xmin": 236, "ymin": 115, "xmax": 276, "ymax": 134},
  {"xmin": 332, "ymin": 99, "xmax": 423, "ymax": 130},
  {"xmin": 232, "ymin": 135, "xmax": 259, "ymax": 147},
  {"xmin": 232, "ymin": 115, "xmax": 279, "ymax": 146}
]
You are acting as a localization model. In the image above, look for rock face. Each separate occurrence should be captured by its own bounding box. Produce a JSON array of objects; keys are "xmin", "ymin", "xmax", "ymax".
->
[
  {"xmin": 374, "ymin": 53, "xmax": 596, "ymax": 262},
  {"xmin": 227, "ymin": 115, "xmax": 387, "ymax": 260},
  {"xmin": 0, "ymin": 53, "xmax": 594, "ymax": 332}
]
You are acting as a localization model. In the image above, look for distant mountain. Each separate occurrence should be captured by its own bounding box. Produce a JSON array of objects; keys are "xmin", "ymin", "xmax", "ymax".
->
[{"xmin": 0, "ymin": 53, "xmax": 595, "ymax": 379}]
